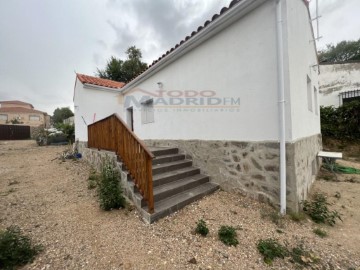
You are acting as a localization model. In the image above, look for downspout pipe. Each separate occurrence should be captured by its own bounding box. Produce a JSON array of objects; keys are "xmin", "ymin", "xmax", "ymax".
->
[{"xmin": 276, "ymin": 0, "xmax": 287, "ymax": 215}]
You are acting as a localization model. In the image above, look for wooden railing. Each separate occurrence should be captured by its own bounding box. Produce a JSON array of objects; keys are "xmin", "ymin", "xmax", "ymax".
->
[{"xmin": 88, "ymin": 114, "xmax": 154, "ymax": 213}]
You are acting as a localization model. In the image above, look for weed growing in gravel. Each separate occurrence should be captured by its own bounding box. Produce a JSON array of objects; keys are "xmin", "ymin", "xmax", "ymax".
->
[
  {"xmin": 288, "ymin": 211, "xmax": 307, "ymax": 223},
  {"xmin": 290, "ymin": 242, "xmax": 320, "ymax": 266},
  {"xmin": 195, "ymin": 219, "xmax": 209, "ymax": 236},
  {"xmin": 302, "ymin": 193, "xmax": 342, "ymax": 226},
  {"xmin": 0, "ymin": 226, "xmax": 43, "ymax": 269},
  {"xmin": 257, "ymin": 238, "xmax": 288, "ymax": 265},
  {"xmin": 313, "ymin": 228, "xmax": 328, "ymax": 238},
  {"xmin": 261, "ymin": 209, "xmax": 284, "ymax": 227},
  {"xmin": 218, "ymin": 226, "xmax": 238, "ymax": 246},
  {"xmin": 98, "ymin": 157, "xmax": 125, "ymax": 211},
  {"xmin": 257, "ymin": 239, "xmax": 319, "ymax": 267}
]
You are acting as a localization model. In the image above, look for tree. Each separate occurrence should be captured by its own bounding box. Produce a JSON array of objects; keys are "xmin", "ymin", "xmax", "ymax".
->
[
  {"xmin": 96, "ymin": 56, "xmax": 125, "ymax": 82},
  {"xmin": 52, "ymin": 107, "xmax": 74, "ymax": 125},
  {"xmin": 122, "ymin": 46, "xmax": 148, "ymax": 82},
  {"xmin": 96, "ymin": 46, "xmax": 148, "ymax": 83},
  {"xmin": 318, "ymin": 39, "xmax": 360, "ymax": 63}
]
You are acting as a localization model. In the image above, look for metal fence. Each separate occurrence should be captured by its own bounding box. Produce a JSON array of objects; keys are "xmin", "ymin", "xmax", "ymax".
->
[
  {"xmin": 339, "ymin": 89, "xmax": 360, "ymax": 106},
  {"xmin": 0, "ymin": 124, "xmax": 31, "ymax": 140}
]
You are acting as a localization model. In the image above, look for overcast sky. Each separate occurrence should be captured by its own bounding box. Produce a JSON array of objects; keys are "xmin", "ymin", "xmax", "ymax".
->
[{"xmin": 0, "ymin": 0, "xmax": 359, "ymax": 115}]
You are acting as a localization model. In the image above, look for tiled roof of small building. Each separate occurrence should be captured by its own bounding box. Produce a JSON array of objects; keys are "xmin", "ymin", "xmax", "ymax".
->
[
  {"xmin": 77, "ymin": 73, "xmax": 125, "ymax": 89},
  {"xmin": 0, "ymin": 107, "xmax": 46, "ymax": 114},
  {"xmin": 0, "ymin": 100, "xmax": 34, "ymax": 108}
]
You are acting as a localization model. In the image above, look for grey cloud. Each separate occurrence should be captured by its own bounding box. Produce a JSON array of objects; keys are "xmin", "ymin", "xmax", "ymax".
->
[
  {"xmin": 319, "ymin": 0, "xmax": 342, "ymax": 15},
  {"xmin": 97, "ymin": 40, "xmax": 107, "ymax": 50},
  {"xmin": 1, "ymin": 0, "xmax": 358, "ymax": 115},
  {"xmin": 105, "ymin": 0, "xmax": 229, "ymax": 62},
  {"xmin": 93, "ymin": 53, "xmax": 102, "ymax": 66},
  {"xmin": 107, "ymin": 20, "xmax": 139, "ymax": 57}
]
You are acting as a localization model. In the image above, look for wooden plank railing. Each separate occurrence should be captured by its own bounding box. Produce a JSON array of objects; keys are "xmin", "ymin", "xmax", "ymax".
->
[{"xmin": 88, "ymin": 113, "xmax": 154, "ymax": 213}]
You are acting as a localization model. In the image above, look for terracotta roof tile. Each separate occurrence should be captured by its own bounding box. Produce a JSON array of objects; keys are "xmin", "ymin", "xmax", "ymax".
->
[
  {"xmin": 125, "ymin": 0, "xmax": 243, "ymax": 85},
  {"xmin": 0, "ymin": 107, "xmax": 46, "ymax": 114},
  {"xmin": 77, "ymin": 74, "xmax": 125, "ymax": 89},
  {"xmin": 0, "ymin": 100, "xmax": 34, "ymax": 108}
]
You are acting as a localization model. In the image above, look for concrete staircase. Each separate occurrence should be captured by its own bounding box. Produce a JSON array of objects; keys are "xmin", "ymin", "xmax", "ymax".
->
[{"xmin": 128, "ymin": 147, "xmax": 218, "ymax": 223}]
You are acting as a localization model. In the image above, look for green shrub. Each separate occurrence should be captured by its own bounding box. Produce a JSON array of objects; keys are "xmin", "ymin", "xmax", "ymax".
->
[
  {"xmin": 313, "ymin": 228, "xmax": 328, "ymax": 238},
  {"xmin": 56, "ymin": 123, "xmax": 75, "ymax": 143},
  {"xmin": 302, "ymin": 193, "xmax": 342, "ymax": 226},
  {"xmin": 88, "ymin": 180, "xmax": 98, "ymax": 190},
  {"xmin": 35, "ymin": 128, "xmax": 48, "ymax": 146},
  {"xmin": 320, "ymin": 105, "xmax": 338, "ymax": 138},
  {"xmin": 218, "ymin": 226, "xmax": 238, "ymax": 246},
  {"xmin": 98, "ymin": 157, "xmax": 125, "ymax": 210},
  {"xmin": 320, "ymin": 100, "xmax": 360, "ymax": 140},
  {"xmin": 0, "ymin": 226, "xmax": 42, "ymax": 269},
  {"xmin": 88, "ymin": 169, "xmax": 100, "ymax": 190},
  {"xmin": 47, "ymin": 133, "xmax": 68, "ymax": 144},
  {"xmin": 257, "ymin": 238, "xmax": 288, "ymax": 265},
  {"xmin": 195, "ymin": 219, "xmax": 209, "ymax": 236}
]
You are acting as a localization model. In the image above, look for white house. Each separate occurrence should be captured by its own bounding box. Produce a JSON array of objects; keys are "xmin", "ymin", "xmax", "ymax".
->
[
  {"xmin": 319, "ymin": 61, "xmax": 360, "ymax": 107},
  {"xmin": 73, "ymin": 74, "xmax": 125, "ymax": 141},
  {"xmin": 77, "ymin": 0, "xmax": 321, "ymax": 213}
]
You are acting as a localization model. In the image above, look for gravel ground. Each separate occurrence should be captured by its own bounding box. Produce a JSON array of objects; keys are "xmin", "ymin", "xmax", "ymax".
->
[{"xmin": 0, "ymin": 140, "xmax": 359, "ymax": 270}]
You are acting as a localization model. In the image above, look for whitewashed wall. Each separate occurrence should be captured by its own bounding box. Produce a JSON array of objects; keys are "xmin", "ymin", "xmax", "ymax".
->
[
  {"xmin": 123, "ymin": 0, "xmax": 283, "ymax": 142},
  {"xmin": 285, "ymin": 0, "xmax": 321, "ymax": 141},
  {"xmin": 73, "ymin": 78, "xmax": 123, "ymax": 141},
  {"xmin": 319, "ymin": 62, "xmax": 360, "ymax": 107}
]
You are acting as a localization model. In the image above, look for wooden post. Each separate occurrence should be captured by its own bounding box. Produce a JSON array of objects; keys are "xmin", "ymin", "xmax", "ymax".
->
[{"xmin": 147, "ymin": 157, "xmax": 154, "ymax": 214}]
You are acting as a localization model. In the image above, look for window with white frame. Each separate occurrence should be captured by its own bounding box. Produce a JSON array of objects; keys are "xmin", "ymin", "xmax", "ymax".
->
[
  {"xmin": 141, "ymin": 99, "xmax": 154, "ymax": 124},
  {"xmin": 313, "ymin": 87, "xmax": 318, "ymax": 115},
  {"xmin": 307, "ymin": 75, "xmax": 313, "ymax": 112},
  {"xmin": 29, "ymin": 115, "xmax": 40, "ymax": 121},
  {"xmin": 0, "ymin": 114, "xmax": 8, "ymax": 121}
]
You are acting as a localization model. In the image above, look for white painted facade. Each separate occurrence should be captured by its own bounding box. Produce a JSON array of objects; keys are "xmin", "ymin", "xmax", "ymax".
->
[
  {"xmin": 284, "ymin": 0, "xmax": 321, "ymax": 141},
  {"xmin": 319, "ymin": 62, "xmax": 360, "ymax": 107},
  {"xmin": 73, "ymin": 78, "xmax": 123, "ymax": 141},
  {"xmin": 76, "ymin": 0, "xmax": 321, "ymax": 212},
  {"xmin": 119, "ymin": 0, "xmax": 320, "ymax": 143}
]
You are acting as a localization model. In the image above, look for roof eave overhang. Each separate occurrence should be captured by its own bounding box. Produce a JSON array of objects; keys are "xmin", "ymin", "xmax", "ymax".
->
[
  {"xmin": 83, "ymin": 83, "xmax": 122, "ymax": 93},
  {"xmin": 120, "ymin": 0, "xmax": 267, "ymax": 94}
]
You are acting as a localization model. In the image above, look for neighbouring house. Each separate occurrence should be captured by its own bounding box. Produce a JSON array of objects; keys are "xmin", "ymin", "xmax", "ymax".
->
[
  {"xmin": 319, "ymin": 60, "xmax": 360, "ymax": 107},
  {"xmin": 77, "ymin": 0, "xmax": 321, "ymax": 221},
  {"xmin": 63, "ymin": 116, "xmax": 75, "ymax": 125},
  {"xmin": 0, "ymin": 100, "xmax": 50, "ymax": 127},
  {"xmin": 73, "ymin": 74, "xmax": 125, "ymax": 141}
]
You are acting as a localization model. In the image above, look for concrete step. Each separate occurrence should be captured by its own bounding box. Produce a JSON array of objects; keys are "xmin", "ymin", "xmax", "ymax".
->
[
  {"xmin": 151, "ymin": 147, "xmax": 179, "ymax": 157},
  {"xmin": 152, "ymin": 159, "xmax": 192, "ymax": 175},
  {"xmin": 153, "ymin": 174, "xmax": 209, "ymax": 202},
  {"xmin": 152, "ymin": 154, "xmax": 185, "ymax": 165},
  {"xmin": 153, "ymin": 167, "xmax": 200, "ymax": 187},
  {"xmin": 142, "ymin": 182, "xmax": 219, "ymax": 223}
]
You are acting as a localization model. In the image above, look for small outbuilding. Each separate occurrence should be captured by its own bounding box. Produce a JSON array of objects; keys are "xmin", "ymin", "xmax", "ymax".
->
[{"xmin": 76, "ymin": 0, "xmax": 321, "ymax": 214}]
